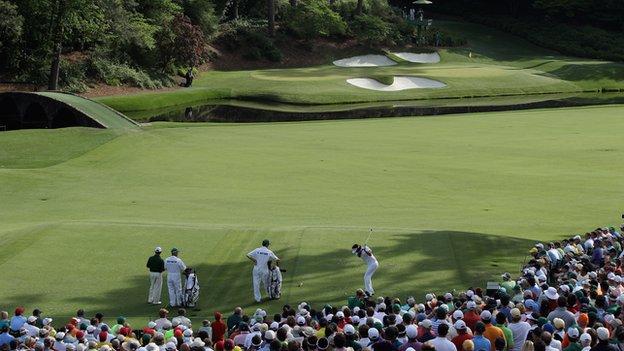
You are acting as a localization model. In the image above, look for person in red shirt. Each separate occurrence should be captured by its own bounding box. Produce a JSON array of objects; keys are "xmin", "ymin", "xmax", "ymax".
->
[
  {"xmin": 212, "ymin": 312, "xmax": 227, "ymax": 342},
  {"xmin": 452, "ymin": 320, "xmax": 473, "ymax": 351},
  {"xmin": 464, "ymin": 301, "xmax": 481, "ymax": 332}
]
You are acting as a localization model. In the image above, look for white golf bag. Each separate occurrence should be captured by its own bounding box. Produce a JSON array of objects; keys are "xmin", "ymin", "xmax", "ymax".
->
[
  {"xmin": 267, "ymin": 262, "xmax": 283, "ymax": 300},
  {"xmin": 183, "ymin": 272, "xmax": 200, "ymax": 307}
]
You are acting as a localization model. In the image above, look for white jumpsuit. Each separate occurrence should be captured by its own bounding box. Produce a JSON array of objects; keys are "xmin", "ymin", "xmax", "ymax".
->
[
  {"xmin": 247, "ymin": 247, "xmax": 279, "ymax": 302},
  {"xmin": 165, "ymin": 255, "xmax": 186, "ymax": 306},
  {"xmin": 359, "ymin": 246, "xmax": 378, "ymax": 295}
]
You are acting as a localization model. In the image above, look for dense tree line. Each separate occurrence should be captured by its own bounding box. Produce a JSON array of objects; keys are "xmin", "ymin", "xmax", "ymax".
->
[
  {"xmin": 411, "ymin": 0, "xmax": 624, "ymax": 61},
  {"xmin": 0, "ymin": 0, "xmax": 465, "ymax": 91}
]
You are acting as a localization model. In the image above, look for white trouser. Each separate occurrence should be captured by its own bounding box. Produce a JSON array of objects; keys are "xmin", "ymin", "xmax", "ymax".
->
[
  {"xmin": 167, "ymin": 273, "xmax": 182, "ymax": 306},
  {"xmin": 148, "ymin": 272, "xmax": 163, "ymax": 303},
  {"xmin": 364, "ymin": 261, "xmax": 378, "ymax": 294},
  {"xmin": 252, "ymin": 267, "xmax": 269, "ymax": 302}
]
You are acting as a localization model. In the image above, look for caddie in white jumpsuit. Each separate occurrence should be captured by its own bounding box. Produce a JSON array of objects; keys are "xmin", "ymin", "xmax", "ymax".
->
[
  {"xmin": 247, "ymin": 239, "xmax": 279, "ymax": 302},
  {"xmin": 352, "ymin": 244, "xmax": 378, "ymax": 296},
  {"xmin": 165, "ymin": 247, "xmax": 186, "ymax": 307}
]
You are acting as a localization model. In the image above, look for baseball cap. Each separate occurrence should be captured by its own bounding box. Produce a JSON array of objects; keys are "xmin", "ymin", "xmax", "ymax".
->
[
  {"xmin": 155, "ymin": 247, "xmax": 162, "ymax": 253},
  {"xmin": 296, "ymin": 316, "xmax": 306, "ymax": 325},
  {"xmin": 27, "ymin": 316, "xmax": 37, "ymax": 323},
  {"xmin": 344, "ymin": 324, "xmax": 355, "ymax": 335},
  {"xmin": 453, "ymin": 310, "xmax": 464, "ymax": 319},
  {"xmin": 368, "ymin": 328, "xmax": 380, "ymax": 340},
  {"xmin": 597, "ymin": 327, "xmax": 610, "ymax": 341},
  {"xmin": 510, "ymin": 308, "xmax": 521, "ymax": 318},
  {"xmin": 580, "ymin": 333, "xmax": 592, "ymax": 344},
  {"xmin": 568, "ymin": 328, "xmax": 580, "ymax": 339},
  {"xmin": 454, "ymin": 320, "xmax": 467, "ymax": 330},
  {"xmin": 171, "ymin": 247, "xmax": 178, "ymax": 253},
  {"xmin": 262, "ymin": 239, "xmax": 270, "ymax": 246},
  {"xmin": 480, "ymin": 310, "xmax": 492, "ymax": 321},
  {"xmin": 419, "ymin": 319, "xmax": 432, "ymax": 328},
  {"xmin": 264, "ymin": 330, "xmax": 276, "ymax": 340},
  {"xmin": 467, "ymin": 301, "xmax": 477, "ymax": 310}
]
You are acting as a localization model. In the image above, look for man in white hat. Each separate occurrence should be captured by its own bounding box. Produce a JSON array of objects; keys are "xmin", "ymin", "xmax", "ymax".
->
[
  {"xmin": 165, "ymin": 248, "xmax": 186, "ymax": 307},
  {"xmin": 147, "ymin": 247, "xmax": 165, "ymax": 305},
  {"xmin": 246, "ymin": 240, "xmax": 279, "ymax": 303},
  {"xmin": 23, "ymin": 316, "xmax": 39, "ymax": 337}
]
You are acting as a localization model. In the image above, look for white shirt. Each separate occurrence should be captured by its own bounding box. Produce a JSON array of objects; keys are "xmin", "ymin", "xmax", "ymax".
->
[
  {"xmin": 509, "ymin": 321, "xmax": 531, "ymax": 351},
  {"xmin": 23, "ymin": 323, "xmax": 39, "ymax": 337},
  {"xmin": 248, "ymin": 247, "xmax": 278, "ymax": 271},
  {"xmin": 359, "ymin": 246, "xmax": 378, "ymax": 266},
  {"xmin": 154, "ymin": 318, "xmax": 171, "ymax": 331},
  {"xmin": 172, "ymin": 316, "xmax": 192, "ymax": 328},
  {"xmin": 165, "ymin": 256, "xmax": 186, "ymax": 275},
  {"xmin": 550, "ymin": 340, "xmax": 562, "ymax": 351},
  {"xmin": 430, "ymin": 336, "xmax": 457, "ymax": 351}
]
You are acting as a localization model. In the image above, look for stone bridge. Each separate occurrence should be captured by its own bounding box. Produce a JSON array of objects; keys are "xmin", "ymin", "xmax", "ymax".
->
[{"xmin": 0, "ymin": 92, "xmax": 139, "ymax": 131}]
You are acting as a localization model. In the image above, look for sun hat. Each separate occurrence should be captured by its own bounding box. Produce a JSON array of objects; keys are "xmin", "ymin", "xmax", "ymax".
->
[
  {"xmin": 597, "ymin": 327, "xmax": 610, "ymax": 341},
  {"xmin": 454, "ymin": 320, "xmax": 467, "ymax": 330}
]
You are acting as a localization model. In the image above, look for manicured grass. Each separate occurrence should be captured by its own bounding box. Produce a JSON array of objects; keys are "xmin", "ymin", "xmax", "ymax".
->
[
  {"xmin": 2, "ymin": 105, "xmax": 624, "ymax": 324},
  {"xmin": 95, "ymin": 20, "xmax": 624, "ymax": 115},
  {"xmin": 0, "ymin": 128, "xmax": 119, "ymax": 168}
]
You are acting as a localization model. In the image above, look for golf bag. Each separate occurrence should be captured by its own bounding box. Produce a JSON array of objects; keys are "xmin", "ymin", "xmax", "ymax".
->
[
  {"xmin": 183, "ymin": 271, "xmax": 200, "ymax": 307},
  {"xmin": 267, "ymin": 261, "xmax": 283, "ymax": 300}
]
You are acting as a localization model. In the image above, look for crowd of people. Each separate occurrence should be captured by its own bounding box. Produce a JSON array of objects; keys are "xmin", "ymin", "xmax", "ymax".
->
[{"xmin": 3, "ymin": 225, "xmax": 624, "ymax": 351}]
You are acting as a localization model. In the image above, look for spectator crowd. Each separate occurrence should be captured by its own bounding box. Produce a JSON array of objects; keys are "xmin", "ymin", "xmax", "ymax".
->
[{"xmin": 3, "ymin": 225, "xmax": 624, "ymax": 351}]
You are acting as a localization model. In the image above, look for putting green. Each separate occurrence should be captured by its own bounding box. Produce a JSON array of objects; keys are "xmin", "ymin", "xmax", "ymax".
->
[
  {"xmin": 2, "ymin": 105, "xmax": 624, "ymax": 324},
  {"xmin": 96, "ymin": 20, "xmax": 624, "ymax": 115}
]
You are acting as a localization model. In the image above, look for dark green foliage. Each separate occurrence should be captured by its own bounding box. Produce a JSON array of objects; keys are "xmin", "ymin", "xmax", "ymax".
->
[
  {"xmin": 217, "ymin": 20, "xmax": 282, "ymax": 62},
  {"xmin": 350, "ymin": 14, "xmax": 393, "ymax": 45},
  {"xmin": 282, "ymin": 0, "xmax": 347, "ymax": 40}
]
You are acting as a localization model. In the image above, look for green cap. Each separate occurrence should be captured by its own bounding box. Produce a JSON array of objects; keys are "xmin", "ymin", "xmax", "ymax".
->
[
  {"xmin": 171, "ymin": 247, "xmax": 179, "ymax": 253},
  {"xmin": 262, "ymin": 239, "xmax": 270, "ymax": 247}
]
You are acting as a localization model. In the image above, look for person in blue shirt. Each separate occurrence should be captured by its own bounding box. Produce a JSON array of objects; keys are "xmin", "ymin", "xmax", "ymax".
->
[
  {"xmin": 0, "ymin": 325, "xmax": 15, "ymax": 347},
  {"xmin": 9, "ymin": 307, "xmax": 26, "ymax": 337},
  {"xmin": 473, "ymin": 322, "xmax": 491, "ymax": 351}
]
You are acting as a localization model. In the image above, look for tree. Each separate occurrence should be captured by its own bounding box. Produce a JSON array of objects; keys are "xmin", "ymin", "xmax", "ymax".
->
[
  {"xmin": 157, "ymin": 14, "xmax": 208, "ymax": 69},
  {"xmin": 355, "ymin": 0, "xmax": 364, "ymax": 15},
  {"xmin": 267, "ymin": 0, "xmax": 275, "ymax": 36},
  {"xmin": 0, "ymin": 1, "xmax": 23, "ymax": 54}
]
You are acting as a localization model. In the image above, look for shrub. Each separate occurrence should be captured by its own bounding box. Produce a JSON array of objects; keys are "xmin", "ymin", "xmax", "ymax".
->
[
  {"xmin": 282, "ymin": 0, "xmax": 347, "ymax": 40},
  {"xmin": 350, "ymin": 14, "xmax": 393, "ymax": 45},
  {"xmin": 216, "ymin": 20, "xmax": 282, "ymax": 62},
  {"xmin": 88, "ymin": 58, "xmax": 174, "ymax": 89}
]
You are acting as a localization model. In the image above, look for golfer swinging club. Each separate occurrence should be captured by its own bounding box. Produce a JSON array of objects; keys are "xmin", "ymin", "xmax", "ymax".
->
[
  {"xmin": 247, "ymin": 239, "xmax": 279, "ymax": 303},
  {"xmin": 352, "ymin": 232, "xmax": 378, "ymax": 296}
]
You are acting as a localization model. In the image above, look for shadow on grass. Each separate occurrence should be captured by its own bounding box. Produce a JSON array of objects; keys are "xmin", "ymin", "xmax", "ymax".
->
[{"xmin": 1, "ymin": 230, "xmax": 535, "ymax": 320}]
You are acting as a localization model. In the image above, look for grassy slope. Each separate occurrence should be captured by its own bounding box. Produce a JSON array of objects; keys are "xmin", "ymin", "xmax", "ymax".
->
[
  {"xmin": 0, "ymin": 128, "xmax": 119, "ymax": 168},
  {"xmin": 2, "ymin": 105, "xmax": 624, "ymax": 322},
  {"xmin": 96, "ymin": 20, "xmax": 624, "ymax": 113}
]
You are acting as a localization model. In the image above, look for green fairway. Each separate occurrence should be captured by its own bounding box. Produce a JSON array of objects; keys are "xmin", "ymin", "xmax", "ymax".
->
[
  {"xmin": 2, "ymin": 105, "xmax": 624, "ymax": 323},
  {"xmin": 96, "ymin": 20, "xmax": 624, "ymax": 115}
]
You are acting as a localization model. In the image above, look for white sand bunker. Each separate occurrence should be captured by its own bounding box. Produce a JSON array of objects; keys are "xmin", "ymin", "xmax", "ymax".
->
[
  {"xmin": 333, "ymin": 55, "xmax": 397, "ymax": 67},
  {"xmin": 392, "ymin": 52, "xmax": 441, "ymax": 63},
  {"xmin": 346, "ymin": 76, "xmax": 446, "ymax": 91}
]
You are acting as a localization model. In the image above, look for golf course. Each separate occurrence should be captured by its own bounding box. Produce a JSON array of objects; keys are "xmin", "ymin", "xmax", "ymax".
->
[{"xmin": 2, "ymin": 0, "xmax": 624, "ymax": 330}]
